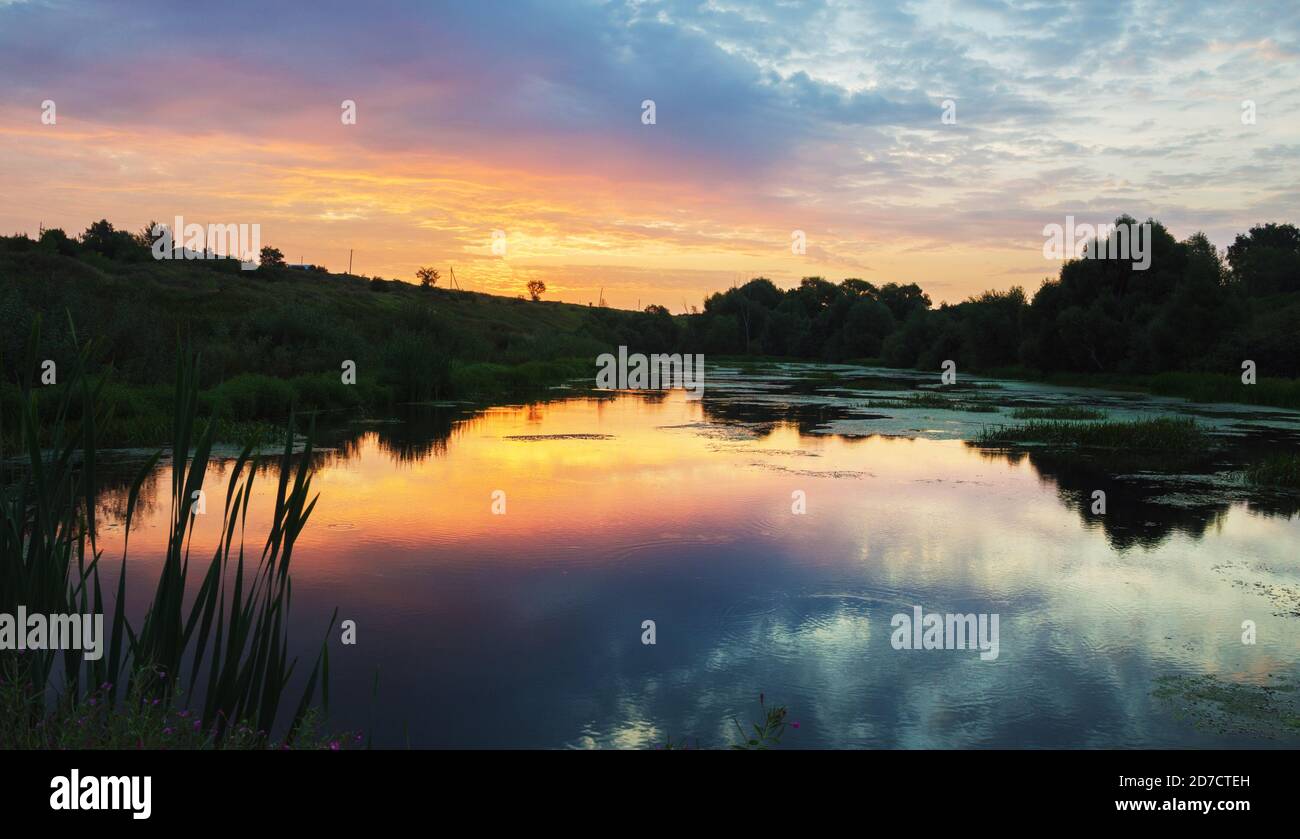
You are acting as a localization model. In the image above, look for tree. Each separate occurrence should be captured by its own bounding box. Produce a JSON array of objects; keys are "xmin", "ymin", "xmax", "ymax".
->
[
  {"xmin": 135, "ymin": 220, "xmax": 165, "ymax": 249},
  {"xmin": 416, "ymin": 266, "xmax": 440, "ymax": 288},
  {"xmin": 526, "ymin": 279, "xmax": 546, "ymax": 301},
  {"xmin": 38, "ymin": 227, "xmax": 78, "ymax": 256},
  {"xmin": 877, "ymin": 282, "xmax": 932, "ymax": 322},
  {"xmin": 259, "ymin": 246, "xmax": 285, "ymax": 269},
  {"xmin": 1226, "ymin": 222, "xmax": 1300, "ymax": 295},
  {"xmin": 79, "ymin": 219, "xmax": 139, "ymax": 260}
]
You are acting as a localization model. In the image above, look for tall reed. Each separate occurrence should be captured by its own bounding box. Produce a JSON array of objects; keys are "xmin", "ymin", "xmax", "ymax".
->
[{"xmin": 1, "ymin": 317, "xmax": 333, "ymax": 747}]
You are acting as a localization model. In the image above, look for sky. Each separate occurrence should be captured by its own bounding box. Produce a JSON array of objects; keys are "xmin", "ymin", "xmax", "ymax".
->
[{"xmin": 0, "ymin": 0, "xmax": 1296, "ymax": 309}]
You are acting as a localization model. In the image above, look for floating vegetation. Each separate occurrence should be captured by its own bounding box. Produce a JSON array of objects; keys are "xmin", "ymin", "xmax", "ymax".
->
[
  {"xmin": 1154, "ymin": 674, "xmax": 1300, "ymax": 739},
  {"xmin": 503, "ymin": 433, "xmax": 615, "ymax": 441},
  {"xmin": 860, "ymin": 392, "xmax": 998, "ymax": 413},
  {"xmin": 1229, "ymin": 579, "xmax": 1300, "ymax": 618},
  {"xmin": 1010, "ymin": 406, "xmax": 1107, "ymax": 421},
  {"xmin": 977, "ymin": 417, "xmax": 1207, "ymax": 451},
  {"xmin": 750, "ymin": 462, "xmax": 871, "ymax": 479}
]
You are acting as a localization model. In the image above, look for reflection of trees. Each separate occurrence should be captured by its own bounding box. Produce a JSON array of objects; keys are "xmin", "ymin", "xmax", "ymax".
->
[
  {"xmin": 365, "ymin": 406, "xmax": 458, "ymax": 463},
  {"xmin": 699, "ymin": 393, "xmax": 853, "ymax": 438},
  {"xmin": 91, "ymin": 401, "xmax": 514, "ymax": 521},
  {"xmin": 94, "ymin": 462, "xmax": 163, "ymax": 524},
  {"xmin": 968, "ymin": 446, "xmax": 1236, "ymax": 550},
  {"xmin": 1242, "ymin": 493, "xmax": 1300, "ymax": 519}
]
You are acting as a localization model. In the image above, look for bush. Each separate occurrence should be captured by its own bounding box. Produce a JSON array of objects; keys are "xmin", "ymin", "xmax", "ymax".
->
[{"xmin": 208, "ymin": 373, "xmax": 296, "ymax": 420}]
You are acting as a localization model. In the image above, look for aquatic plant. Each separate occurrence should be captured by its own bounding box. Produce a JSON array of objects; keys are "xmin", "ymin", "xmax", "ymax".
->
[
  {"xmin": 1154, "ymin": 674, "xmax": 1300, "ymax": 739},
  {"xmin": 0, "ymin": 317, "xmax": 334, "ymax": 748},
  {"xmin": 977, "ymin": 417, "xmax": 1206, "ymax": 451},
  {"xmin": 863, "ymin": 392, "xmax": 998, "ymax": 412},
  {"xmin": 1243, "ymin": 453, "xmax": 1300, "ymax": 489},
  {"xmin": 1010, "ymin": 406, "xmax": 1107, "ymax": 420},
  {"xmin": 655, "ymin": 695, "xmax": 798, "ymax": 750},
  {"xmin": 730, "ymin": 694, "xmax": 794, "ymax": 750}
]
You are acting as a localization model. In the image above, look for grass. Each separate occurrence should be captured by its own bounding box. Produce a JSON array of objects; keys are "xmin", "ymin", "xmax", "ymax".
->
[
  {"xmin": 1, "ymin": 317, "xmax": 336, "ymax": 749},
  {"xmin": 0, "ymin": 244, "xmax": 687, "ymax": 444},
  {"xmin": 657, "ymin": 694, "xmax": 798, "ymax": 750},
  {"xmin": 1010, "ymin": 406, "xmax": 1107, "ymax": 420},
  {"xmin": 981, "ymin": 366, "xmax": 1300, "ymax": 411},
  {"xmin": 0, "ymin": 674, "xmax": 360, "ymax": 749},
  {"xmin": 977, "ymin": 417, "xmax": 1207, "ymax": 451},
  {"xmin": 863, "ymin": 392, "xmax": 999, "ymax": 412},
  {"xmin": 1244, "ymin": 453, "xmax": 1300, "ymax": 489}
]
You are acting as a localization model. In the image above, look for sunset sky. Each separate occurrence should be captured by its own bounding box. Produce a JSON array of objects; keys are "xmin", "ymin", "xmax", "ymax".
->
[{"xmin": 1, "ymin": 0, "xmax": 1296, "ymax": 309}]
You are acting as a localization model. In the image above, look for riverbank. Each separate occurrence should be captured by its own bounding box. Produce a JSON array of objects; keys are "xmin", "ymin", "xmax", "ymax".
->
[{"xmin": 0, "ymin": 241, "xmax": 666, "ymax": 446}]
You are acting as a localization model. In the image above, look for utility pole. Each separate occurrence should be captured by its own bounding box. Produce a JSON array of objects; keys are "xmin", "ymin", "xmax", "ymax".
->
[{"xmin": 348, "ymin": 249, "xmax": 353, "ymax": 275}]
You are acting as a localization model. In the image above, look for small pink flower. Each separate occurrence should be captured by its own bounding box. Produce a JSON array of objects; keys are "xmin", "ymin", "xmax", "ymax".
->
[
  {"xmin": 329, "ymin": 740, "xmax": 340, "ymax": 751},
  {"xmin": 792, "ymin": 722, "xmax": 801, "ymax": 729}
]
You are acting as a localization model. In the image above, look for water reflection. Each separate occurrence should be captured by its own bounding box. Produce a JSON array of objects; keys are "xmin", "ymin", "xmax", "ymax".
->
[{"xmin": 90, "ymin": 370, "xmax": 1300, "ymax": 747}]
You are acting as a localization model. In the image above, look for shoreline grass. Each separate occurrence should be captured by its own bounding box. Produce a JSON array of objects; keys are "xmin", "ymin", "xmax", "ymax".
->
[{"xmin": 1, "ymin": 358, "xmax": 591, "ymax": 448}]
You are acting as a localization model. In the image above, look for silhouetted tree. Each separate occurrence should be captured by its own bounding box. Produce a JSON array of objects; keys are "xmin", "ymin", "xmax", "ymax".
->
[
  {"xmin": 416, "ymin": 266, "xmax": 440, "ymax": 288},
  {"xmin": 1227, "ymin": 223, "xmax": 1300, "ymax": 295},
  {"xmin": 259, "ymin": 246, "xmax": 285, "ymax": 269},
  {"xmin": 79, "ymin": 219, "xmax": 139, "ymax": 260}
]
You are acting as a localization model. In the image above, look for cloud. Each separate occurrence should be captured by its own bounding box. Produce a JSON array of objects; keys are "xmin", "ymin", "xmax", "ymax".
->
[{"xmin": 0, "ymin": 0, "xmax": 1296, "ymax": 305}]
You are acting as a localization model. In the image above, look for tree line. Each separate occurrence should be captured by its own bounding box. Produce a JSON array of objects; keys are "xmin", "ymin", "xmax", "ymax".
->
[{"xmin": 678, "ymin": 216, "xmax": 1300, "ymax": 377}]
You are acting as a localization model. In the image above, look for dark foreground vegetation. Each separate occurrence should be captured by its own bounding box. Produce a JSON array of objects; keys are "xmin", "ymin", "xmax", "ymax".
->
[
  {"xmin": 0, "ymin": 326, "xmax": 348, "ymax": 748},
  {"xmin": 2, "ymin": 214, "xmax": 1298, "ymax": 445}
]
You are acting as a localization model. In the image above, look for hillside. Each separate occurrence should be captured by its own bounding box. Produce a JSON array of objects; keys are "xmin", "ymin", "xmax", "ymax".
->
[{"xmin": 0, "ymin": 232, "xmax": 682, "ymax": 443}]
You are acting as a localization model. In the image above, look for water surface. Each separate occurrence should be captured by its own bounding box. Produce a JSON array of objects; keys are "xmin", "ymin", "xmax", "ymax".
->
[{"xmin": 95, "ymin": 365, "xmax": 1300, "ymax": 747}]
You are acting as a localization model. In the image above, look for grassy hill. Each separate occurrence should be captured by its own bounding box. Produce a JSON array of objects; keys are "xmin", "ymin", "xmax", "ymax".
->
[{"xmin": 0, "ymin": 238, "xmax": 682, "ymax": 444}]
